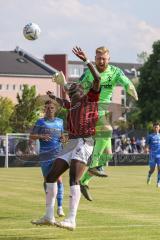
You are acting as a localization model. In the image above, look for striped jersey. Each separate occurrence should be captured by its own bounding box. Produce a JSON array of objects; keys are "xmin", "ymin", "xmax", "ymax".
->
[{"xmin": 63, "ymin": 88, "xmax": 100, "ymax": 138}]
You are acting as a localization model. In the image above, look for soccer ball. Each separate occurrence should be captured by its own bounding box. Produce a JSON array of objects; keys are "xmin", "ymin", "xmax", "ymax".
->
[{"xmin": 23, "ymin": 23, "xmax": 41, "ymax": 40}]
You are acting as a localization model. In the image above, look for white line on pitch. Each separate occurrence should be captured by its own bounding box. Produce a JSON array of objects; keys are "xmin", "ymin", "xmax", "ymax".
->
[{"xmin": 0, "ymin": 224, "xmax": 159, "ymax": 231}]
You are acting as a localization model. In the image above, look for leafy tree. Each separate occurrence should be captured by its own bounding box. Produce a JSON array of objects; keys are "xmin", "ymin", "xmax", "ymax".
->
[
  {"xmin": 137, "ymin": 40, "xmax": 160, "ymax": 124},
  {"xmin": 10, "ymin": 85, "xmax": 42, "ymax": 132},
  {"xmin": 127, "ymin": 107, "xmax": 143, "ymax": 129},
  {"xmin": 113, "ymin": 119, "xmax": 129, "ymax": 132},
  {"xmin": 137, "ymin": 51, "xmax": 149, "ymax": 64},
  {"xmin": 0, "ymin": 97, "xmax": 14, "ymax": 134}
]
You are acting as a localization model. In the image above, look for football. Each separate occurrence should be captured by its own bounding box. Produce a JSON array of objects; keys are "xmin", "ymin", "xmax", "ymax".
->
[{"xmin": 23, "ymin": 23, "xmax": 41, "ymax": 40}]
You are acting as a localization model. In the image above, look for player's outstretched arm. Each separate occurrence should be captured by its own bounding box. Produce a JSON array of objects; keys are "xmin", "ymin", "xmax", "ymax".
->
[
  {"xmin": 72, "ymin": 46, "xmax": 100, "ymax": 91},
  {"xmin": 117, "ymin": 69, "xmax": 138, "ymax": 101},
  {"xmin": 46, "ymin": 91, "xmax": 70, "ymax": 108},
  {"xmin": 127, "ymin": 83, "xmax": 138, "ymax": 101},
  {"xmin": 30, "ymin": 133, "xmax": 51, "ymax": 141},
  {"xmin": 47, "ymin": 91, "xmax": 64, "ymax": 106}
]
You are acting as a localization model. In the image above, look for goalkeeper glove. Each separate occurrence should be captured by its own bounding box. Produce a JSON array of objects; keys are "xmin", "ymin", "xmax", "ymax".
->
[
  {"xmin": 52, "ymin": 71, "xmax": 67, "ymax": 86},
  {"xmin": 127, "ymin": 84, "xmax": 138, "ymax": 101}
]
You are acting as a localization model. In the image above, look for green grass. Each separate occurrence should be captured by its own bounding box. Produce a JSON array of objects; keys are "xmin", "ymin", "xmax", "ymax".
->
[{"xmin": 0, "ymin": 166, "xmax": 160, "ymax": 240}]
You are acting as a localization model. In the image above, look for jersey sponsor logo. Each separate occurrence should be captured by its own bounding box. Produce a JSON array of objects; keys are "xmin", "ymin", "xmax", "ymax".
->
[
  {"xmin": 101, "ymin": 84, "xmax": 112, "ymax": 88},
  {"xmin": 101, "ymin": 76, "xmax": 113, "ymax": 88},
  {"xmin": 101, "ymin": 84, "xmax": 112, "ymax": 89}
]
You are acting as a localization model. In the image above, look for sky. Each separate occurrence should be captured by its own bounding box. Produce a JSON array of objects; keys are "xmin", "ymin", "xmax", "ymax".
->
[{"xmin": 0, "ymin": 0, "xmax": 160, "ymax": 63}]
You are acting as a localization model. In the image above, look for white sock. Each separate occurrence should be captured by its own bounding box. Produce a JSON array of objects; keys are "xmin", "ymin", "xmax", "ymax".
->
[
  {"xmin": 45, "ymin": 182, "xmax": 57, "ymax": 220},
  {"xmin": 68, "ymin": 185, "xmax": 81, "ymax": 223},
  {"xmin": 58, "ymin": 206, "xmax": 63, "ymax": 210}
]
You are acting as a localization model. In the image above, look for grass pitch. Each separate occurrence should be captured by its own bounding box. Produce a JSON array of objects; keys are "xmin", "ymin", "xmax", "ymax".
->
[{"xmin": 0, "ymin": 166, "xmax": 160, "ymax": 240}]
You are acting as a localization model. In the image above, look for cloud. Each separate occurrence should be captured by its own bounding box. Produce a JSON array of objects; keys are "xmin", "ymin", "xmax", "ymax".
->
[
  {"xmin": 134, "ymin": 21, "xmax": 160, "ymax": 53},
  {"xmin": 0, "ymin": 0, "xmax": 160, "ymax": 62}
]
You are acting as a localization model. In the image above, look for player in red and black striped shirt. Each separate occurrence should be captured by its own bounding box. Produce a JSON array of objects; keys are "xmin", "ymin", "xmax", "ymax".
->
[
  {"xmin": 33, "ymin": 47, "xmax": 100, "ymax": 230},
  {"xmin": 59, "ymin": 83, "xmax": 99, "ymax": 138}
]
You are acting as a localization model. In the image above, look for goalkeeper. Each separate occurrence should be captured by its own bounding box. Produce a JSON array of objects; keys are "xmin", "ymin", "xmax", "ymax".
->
[{"xmin": 53, "ymin": 46, "xmax": 138, "ymax": 201}]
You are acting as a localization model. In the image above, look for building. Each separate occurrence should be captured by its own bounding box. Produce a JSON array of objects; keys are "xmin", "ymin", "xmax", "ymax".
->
[
  {"xmin": 0, "ymin": 47, "xmax": 142, "ymax": 123},
  {"xmin": 0, "ymin": 47, "xmax": 61, "ymax": 103}
]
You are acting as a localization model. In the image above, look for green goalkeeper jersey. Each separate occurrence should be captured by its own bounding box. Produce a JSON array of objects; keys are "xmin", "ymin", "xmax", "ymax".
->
[{"xmin": 80, "ymin": 64, "xmax": 133, "ymax": 104}]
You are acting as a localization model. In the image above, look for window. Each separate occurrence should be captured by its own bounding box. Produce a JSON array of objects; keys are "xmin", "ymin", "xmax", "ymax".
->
[
  {"xmin": 13, "ymin": 85, "xmax": 16, "ymax": 90},
  {"xmin": 68, "ymin": 64, "xmax": 84, "ymax": 77},
  {"xmin": 121, "ymin": 98, "xmax": 125, "ymax": 106},
  {"xmin": 19, "ymin": 85, "xmax": 23, "ymax": 90},
  {"xmin": 121, "ymin": 89, "xmax": 125, "ymax": 95},
  {"xmin": 6, "ymin": 84, "xmax": 9, "ymax": 90},
  {"xmin": 0, "ymin": 84, "xmax": 2, "ymax": 90}
]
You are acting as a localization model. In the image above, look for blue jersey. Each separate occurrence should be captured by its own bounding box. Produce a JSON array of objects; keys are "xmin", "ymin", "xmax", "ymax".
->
[
  {"xmin": 32, "ymin": 117, "xmax": 64, "ymax": 153},
  {"xmin": 147, "ymin": 133, "xmax": 160, "ymax": 157}
]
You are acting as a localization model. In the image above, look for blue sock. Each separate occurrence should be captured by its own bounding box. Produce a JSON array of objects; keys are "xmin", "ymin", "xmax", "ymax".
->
[{"xmin": 57, "ymin": 182, "xmax": 64, "ymax": 208}]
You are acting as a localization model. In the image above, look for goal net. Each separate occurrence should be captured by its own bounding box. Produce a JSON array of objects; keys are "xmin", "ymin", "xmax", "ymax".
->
[{"xmin": 2, "ymin": 133, "xmax": 37, "ymax": 168}]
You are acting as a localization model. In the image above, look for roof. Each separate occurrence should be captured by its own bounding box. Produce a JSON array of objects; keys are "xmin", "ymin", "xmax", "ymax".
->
[
  {"xmin": 0, "ymin": 47, "xmax": 58, "ymax": 77},
  {"xmin": 68, "ymin": 60, "xmax": 142, "ymax": 78},
  {"xmin": 110, "ymin": 62, "xmax": 142, "ymax": 76},
  {"xmin": 68, "ymin": 60, "xmax": 142, "ymax": 69}
]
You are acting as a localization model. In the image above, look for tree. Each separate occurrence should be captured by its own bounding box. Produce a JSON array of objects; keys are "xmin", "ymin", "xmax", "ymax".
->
[
  {"xmin": 137, "ymin": 51, "xmax": 149, "ymax": 64},
  {"xmin": 0, "ymin": 97, "xmax": 14, "ymax": 134},
  {"xmin": 137, "ymin": 40, "xmax": 160, "ymax": 124},
  {"xmin": 10, "ymin": 85, "xmax": 42, "ymax": 132}
]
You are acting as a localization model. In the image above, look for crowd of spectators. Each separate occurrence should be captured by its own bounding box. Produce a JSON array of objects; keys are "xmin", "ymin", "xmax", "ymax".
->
[
  {"xmin": 0, "ymin": 138, "xmax": 5, "ymax": 155},
  {"xmin": 113, "ymin": 136, "xmax": 146, "ymax": 154},
  {"xmin": 0, "ymin": 135, "xmax": 147, "ymax": 156}
]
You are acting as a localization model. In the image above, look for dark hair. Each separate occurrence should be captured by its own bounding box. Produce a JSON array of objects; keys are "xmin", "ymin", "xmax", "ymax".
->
[
  {"xmin": 153, "ymin": 122, "xmax": 160, "ymax": 126},
  {"xmin": 68, "ymin": 83, "xmax": 83, "ymax": 93}
]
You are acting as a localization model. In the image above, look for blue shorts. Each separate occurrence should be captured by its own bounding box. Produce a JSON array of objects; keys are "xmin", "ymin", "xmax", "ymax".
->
[
  {"xmin": 40, "ymin": 160, "xmax": 53, "ymax": 177},
  {"xmin": 39, "ymin": 147, "xmax": 62, "ymax": 177},
  {"xmin": 149, "ymin": 153, "xmax": 160, "ymax": 167}
]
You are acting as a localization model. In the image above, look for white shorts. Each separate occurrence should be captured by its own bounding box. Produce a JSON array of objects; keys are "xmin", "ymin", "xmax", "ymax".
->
[{"xmin": 57, "ymin": 137, "xmax": 94, "ymax": 166}]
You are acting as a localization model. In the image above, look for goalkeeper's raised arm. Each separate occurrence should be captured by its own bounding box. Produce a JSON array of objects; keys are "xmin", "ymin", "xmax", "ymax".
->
[{"xmin": 52, "ymin": 71, "xmax": 67, "ymax": 86}]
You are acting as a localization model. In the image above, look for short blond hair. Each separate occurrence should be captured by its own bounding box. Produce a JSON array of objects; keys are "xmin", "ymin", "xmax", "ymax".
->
[{"xmin": 96, "ymin": 46, "xmax": 109, "ymax": 55}]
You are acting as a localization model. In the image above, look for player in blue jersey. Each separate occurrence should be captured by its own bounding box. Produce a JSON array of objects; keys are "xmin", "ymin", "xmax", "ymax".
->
[
  {"xmin": 30, "ymin": 100, "xmax": 65, "ymax": 217},
  {"xmin": 146, "ymin": 122, "xmax": 160, "ymax": 187}
]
